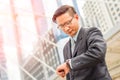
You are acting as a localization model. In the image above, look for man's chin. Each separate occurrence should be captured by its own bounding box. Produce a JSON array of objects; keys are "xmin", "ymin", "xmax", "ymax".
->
[
  {"xmin": 69, "ymin": 34, "xmax": 75, "ymax": 37},
  {"xmin": 70, "ymin": 32, "xmax": 76, "ymax": 37}
]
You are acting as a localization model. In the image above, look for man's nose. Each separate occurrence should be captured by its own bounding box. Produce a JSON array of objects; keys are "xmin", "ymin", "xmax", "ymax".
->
[{"xmin": 64, "ymin": 26, "xmax": 70, "ymax": 31}]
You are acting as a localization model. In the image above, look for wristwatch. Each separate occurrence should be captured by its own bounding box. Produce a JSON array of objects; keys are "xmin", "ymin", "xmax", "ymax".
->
[{"xmin": 66, "ymin": 59, "xmax": 71, "ymax": 70}]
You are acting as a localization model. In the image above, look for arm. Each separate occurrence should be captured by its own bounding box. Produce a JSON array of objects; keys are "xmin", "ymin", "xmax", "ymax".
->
[
  {"xmin": 56, "ymin": 41, "xmax": 71, "ymax": 78},
  {"xmin": 71, "ymin": 27, "xmax": 107, "ymax": 70}
]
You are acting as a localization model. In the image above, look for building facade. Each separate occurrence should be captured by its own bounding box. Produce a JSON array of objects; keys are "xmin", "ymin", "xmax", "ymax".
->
[
  {"xmin": 105, "ymin": 0, "xmax": 120, "ymax": 26},
  {"xmin": 22, "ymin": 29, "xmax": 61, "ymax": 80},
  {"xmin": 82, "ymin": 0, "xmax": 114, "ymax": 34}
]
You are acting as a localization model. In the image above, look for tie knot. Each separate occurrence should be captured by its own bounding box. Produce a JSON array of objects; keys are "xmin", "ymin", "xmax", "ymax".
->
[{"xmin": 71, "ymin": 38, "xmax": 76, "ymax": 44}]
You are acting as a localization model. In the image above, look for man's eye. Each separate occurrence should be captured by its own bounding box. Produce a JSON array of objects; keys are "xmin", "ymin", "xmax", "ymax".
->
[
  {"xmin": 61, "ymin": 24, "xmax": 64, "ymax": 27},
  {"xmin": 66, "ymin": 21, "xmax": 70, "ymax": 25},
  {"xmin": 67, "ymin": 21, "xmax": 70, "ymax": 24}
]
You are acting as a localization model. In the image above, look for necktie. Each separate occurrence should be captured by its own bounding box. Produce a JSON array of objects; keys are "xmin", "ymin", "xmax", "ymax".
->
[{"xmin": 71, "ymin": 39, "xmax": 76, "ymax": 55}]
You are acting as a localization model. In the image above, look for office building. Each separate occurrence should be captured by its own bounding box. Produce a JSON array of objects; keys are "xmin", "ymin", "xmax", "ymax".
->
[
  {"xmin": 105, "ymin": 0, "xmax": 120, "ymax": 26},
  {"xmin": 23, "ymin": 29, "xmax": 61, "ymax": 80},
  {"xmin": 82, "ymin": 0, "xmax": 114, "ymax": 34}
]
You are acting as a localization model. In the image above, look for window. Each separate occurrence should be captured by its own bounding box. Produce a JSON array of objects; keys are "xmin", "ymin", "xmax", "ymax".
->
[
  {"xmin": 114, "ymin": 17, "xmax": 117, "ymax": 20},
  {"xmin": 117, "ymin": 8, "xmax": 119, "ymax": 12},
  {"xmin": 119, "ymin": 13, "xmax": 120, "ymax": 16},
  {"xmin": 113, "ymin": 12, "xmax": 116, "ymax": 16},
  {"xmin": 111, "ymin": 7, "xmax": 114, "ymax": 11},
  {"xmin": 114, "ymin": 4, "xmax": 117, "ymax": 7},
  {"xmin": 109, "ymin": 3, "xmax": 112, "ymax": 6}
]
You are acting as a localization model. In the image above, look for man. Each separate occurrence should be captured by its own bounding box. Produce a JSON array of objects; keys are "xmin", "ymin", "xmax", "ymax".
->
[{"xmin": 52, "ymin": 5, "xmax": 112, "ymax": 80}]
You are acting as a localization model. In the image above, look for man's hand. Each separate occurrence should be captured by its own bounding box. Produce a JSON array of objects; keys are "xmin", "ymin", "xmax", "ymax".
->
[{"xmin": 56, "ymin": 62, "xmax": 70, "ymax": 78}]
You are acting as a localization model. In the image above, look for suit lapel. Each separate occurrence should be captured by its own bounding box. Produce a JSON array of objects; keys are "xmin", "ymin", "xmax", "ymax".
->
[
  {"xmin": 72, "ymin": 27, "xmax": 84, "ymax": 57},
  {"xmin": 67, "ymin": 39, "xmax": 72, "ymax": 59}
]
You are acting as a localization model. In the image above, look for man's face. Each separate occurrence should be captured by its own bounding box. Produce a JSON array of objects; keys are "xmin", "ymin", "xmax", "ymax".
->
[{"xmin": 56, "ymin": 12, "xmax": 79, "ymax": 37}]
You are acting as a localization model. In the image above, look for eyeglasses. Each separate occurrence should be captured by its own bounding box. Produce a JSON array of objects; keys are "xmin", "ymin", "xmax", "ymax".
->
[{"xmin": 57, "ymin": 17, "xmax": 74, "ymax": 29}]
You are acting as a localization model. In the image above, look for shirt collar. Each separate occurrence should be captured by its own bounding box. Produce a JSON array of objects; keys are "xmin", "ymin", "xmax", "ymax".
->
[{"xmin": 70, "ymin": 26, "xmax": 81, "ymax": 42}]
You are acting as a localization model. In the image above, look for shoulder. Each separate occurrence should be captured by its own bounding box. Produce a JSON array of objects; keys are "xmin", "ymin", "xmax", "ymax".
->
[
  {"xmin": 83, "ymin": 27, "xmax": 100, "ymax": 32},
  {"xmin": 63, "ymin": 38, "xmax": 70, "ymax": 49},
  {"xmin": 64, "ymin": 40, "xmax": 70, "ymax": 49},
  {"xmin": 83, "ymin": 27, "xmax": 102, "ymax": 36}
]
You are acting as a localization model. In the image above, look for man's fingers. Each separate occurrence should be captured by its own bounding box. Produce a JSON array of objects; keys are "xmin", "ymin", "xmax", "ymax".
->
[
  {"xmin": 58, "ymin": 69, "xmax": 64, "ymax": 72},
  {"xmin": 60, "ymin": 71, "xmax": 65, "ymax": 78},
  {"xmin": 56, "ymin": 70, "xmax": 65, "ymax": 78}
]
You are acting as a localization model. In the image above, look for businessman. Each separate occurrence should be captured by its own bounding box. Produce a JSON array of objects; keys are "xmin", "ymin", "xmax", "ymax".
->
[{"xmin": 52, "ymin": 5, "xmax": 112, "ymax": 80}]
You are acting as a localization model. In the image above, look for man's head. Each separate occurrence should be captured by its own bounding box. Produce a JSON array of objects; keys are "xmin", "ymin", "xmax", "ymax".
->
[{"xmin": 52, "ymin": 5, "xmax": 80, "ymax": 37}]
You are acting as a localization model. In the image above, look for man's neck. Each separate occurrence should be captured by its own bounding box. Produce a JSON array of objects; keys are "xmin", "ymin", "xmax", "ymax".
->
[{"xmin": 71, "ymin": 26, "xmax": 81, "ymax": 41}]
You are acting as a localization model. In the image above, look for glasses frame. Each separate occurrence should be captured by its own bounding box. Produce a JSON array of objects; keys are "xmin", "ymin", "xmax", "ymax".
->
[{"xmin": 57, "ymin": 16, "xmax": 74, "ymax": 29}]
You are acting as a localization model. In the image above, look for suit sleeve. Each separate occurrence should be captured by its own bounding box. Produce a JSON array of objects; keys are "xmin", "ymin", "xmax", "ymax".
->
[{"xmin": 71, "ymin": 27, "xmax": 107, "ymax": 70}]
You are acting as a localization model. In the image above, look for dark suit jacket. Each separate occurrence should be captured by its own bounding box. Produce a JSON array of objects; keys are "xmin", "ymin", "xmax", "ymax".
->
[{"xmin": 63, "ymin": 27, "xmax": 112, "ymax": 80}]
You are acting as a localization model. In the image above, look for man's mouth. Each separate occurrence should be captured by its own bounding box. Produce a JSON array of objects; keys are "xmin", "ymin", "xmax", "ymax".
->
[{"xmin": 68, "ymin": 29, "xmax": 72, "ymax": 33}]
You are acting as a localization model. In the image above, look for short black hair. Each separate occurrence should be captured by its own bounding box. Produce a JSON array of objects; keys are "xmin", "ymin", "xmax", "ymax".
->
[{"xmin": 52, "ymin": 5, "xmax": 76, "ymax": 23}]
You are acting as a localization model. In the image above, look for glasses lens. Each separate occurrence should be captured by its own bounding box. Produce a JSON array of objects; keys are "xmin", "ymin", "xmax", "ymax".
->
[{"xmin": 58, "ymin": 17, "xmax": 73, "ymax": 29}]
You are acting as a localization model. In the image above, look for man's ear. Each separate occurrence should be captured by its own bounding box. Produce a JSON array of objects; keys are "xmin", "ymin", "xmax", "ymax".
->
[{"xmin": 74, "ymin": 14, "xmax": 79, "ymax": 20}]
